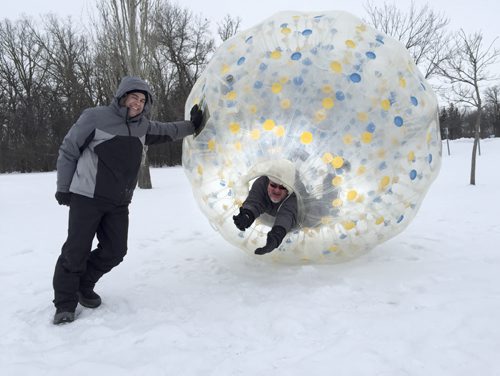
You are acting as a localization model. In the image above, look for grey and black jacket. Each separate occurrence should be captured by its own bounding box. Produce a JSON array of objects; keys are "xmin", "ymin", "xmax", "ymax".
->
[
  {"xmin": 242, "ymin": 176, "xmax": 298, "ymax": 232},
  {"xmin": 56, "ymin": 76, "xmax": 194, "ymax": 204}
]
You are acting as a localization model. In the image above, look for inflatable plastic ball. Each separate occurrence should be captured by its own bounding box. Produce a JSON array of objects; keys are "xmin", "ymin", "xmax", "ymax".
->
[{"xmin": 182, "ymin": 10, "xmax": 441, "ymax": 263}]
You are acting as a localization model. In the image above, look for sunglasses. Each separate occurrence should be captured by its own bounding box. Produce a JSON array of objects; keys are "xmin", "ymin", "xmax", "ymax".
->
[{"xmin": 269, "ymin": 182, "xmax": 287, "ymax": 191}]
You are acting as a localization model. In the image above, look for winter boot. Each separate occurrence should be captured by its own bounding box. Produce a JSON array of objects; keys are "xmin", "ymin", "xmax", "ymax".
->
[
  {"xmin": 53, "ymin": 310, "xmax": 75, "ymax": 325},
  {"xmin": 77, "ymin": 289, "xmax": 102, "ymax": 308}
]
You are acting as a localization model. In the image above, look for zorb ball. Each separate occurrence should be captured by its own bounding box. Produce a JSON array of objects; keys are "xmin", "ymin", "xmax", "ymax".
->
[{"xmin": 182, "ymin": 10, "xmax": 441, "ymax": 263}]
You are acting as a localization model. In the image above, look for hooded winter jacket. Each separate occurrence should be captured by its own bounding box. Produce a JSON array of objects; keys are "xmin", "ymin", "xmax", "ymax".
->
[
  {"xmin": 56, "ymin": 76, "xmax": 195, "ymax": 204},
  {"xmin": 242, "ymin": 176, "xmax": 298, "ymax": 232}
]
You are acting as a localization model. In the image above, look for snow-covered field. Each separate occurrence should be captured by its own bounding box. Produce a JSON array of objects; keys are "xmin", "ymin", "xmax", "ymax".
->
[{"xmin": 1, "ymin": 138, "xmax": 499, "ymax": 375}]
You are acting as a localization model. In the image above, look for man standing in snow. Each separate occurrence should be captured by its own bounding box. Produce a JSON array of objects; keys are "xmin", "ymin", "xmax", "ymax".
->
[{"xmin": 52, "ymin": 76, "xmax": 203, "ymax": 325}]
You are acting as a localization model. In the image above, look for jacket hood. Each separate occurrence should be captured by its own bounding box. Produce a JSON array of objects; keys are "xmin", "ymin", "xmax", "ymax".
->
[
  {"xmin": 242, "ymin": 159, "xmax": 297, "ymax": 194},
  {"xmin": 114, "ymin": 76, "xmax": 154, "ymax": 116}
]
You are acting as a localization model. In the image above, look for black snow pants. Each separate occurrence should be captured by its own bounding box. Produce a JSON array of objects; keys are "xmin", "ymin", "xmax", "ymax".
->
[{"xmin": 53, "ymin": 194, "xmax": 129, "ymax": 311}]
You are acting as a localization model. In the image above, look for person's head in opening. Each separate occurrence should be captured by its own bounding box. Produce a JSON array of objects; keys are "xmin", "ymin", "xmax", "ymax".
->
[{"xmin": 267, "ymin": 178, "xmax": 289, "ymax": 203}]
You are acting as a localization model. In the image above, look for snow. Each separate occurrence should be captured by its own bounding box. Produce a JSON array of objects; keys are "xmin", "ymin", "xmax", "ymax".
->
[{"xmin": 1, "ymin": 138, "xmax": 499, "ymax": 375}]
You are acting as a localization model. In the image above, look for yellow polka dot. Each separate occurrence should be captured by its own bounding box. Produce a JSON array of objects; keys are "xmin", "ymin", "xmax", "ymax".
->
[
  {"xmin": 381, "ymin": 99, "xmax": 391, "ymax": 111},
  {"xmin": 379, "ymin": 176, "xmax": 390, "ymax": 189},
  {"xmin": 357, "ymin": 165, "xmax": 366, "ymax": 175},
  {"xmin": 281, "ymin": 27, "xmax": 291, "ymax": 34},
  {"xmin": 314, "ymin": 110, "xmax": 327, "ymax": 122},
  {"xmin": 332, "ymin": 198, "xmax": 343, "ymax": 207},
  {"xmin": 322, "ymin": 85, "xmax": 333, "ymax": 93},
  {"xmin": 342, "ymin": 221, "xmax": 356, "ymax": 230},
  {"xmin": 250, "ymin": 129, "xmax": 260, "ymax": 140},
  {"xmin": 279, "ymin": 76, "xmax": 289, "ymax": 84},
  {"xmin": 375, "ymin": 216, "xmax": 384, "ymax": 225},
  {"xmin": 330, "ymin": 61, "xmax": 342, "ymax": 73},
  {"xmin": 357, "ymin": 112, "xmax": 368, "ymax": 122},
  {"xmin": 322, "ymin": 97, "xmax": 334, "ymax": 109},
  {"xmin": 322, "ymin": 152, "xmax": 334, "ymax": 164},
  {"xmin": 345, "ymin": 39, "xmax": 356, "ymax": 48},
  {"xmin": 300, "ymin": 131, "xmax": 313, "ymax": 144},
  {"xmin": 207, "ymin": 139, "xmax": 216, "ymax": 151},
  {"xmin": 347, "ymin": 190, "xmax": 358, "ymax": 201},
  {"xmin": 399, "ymin": 77, "xmax": 407, "ymax": 88},
  {"xmin": 248, "ymin": 105, "xmax": 257, "ymax": 114},
  {"xmin": 356, "ymin": 24, "xmax": 367, "ymax": 32},
  {"xmin": 361, "ymin": 132, "xmax": 373, "ymax": 143},
  {"xmin": 271, "ymin": 82, "xmax": 282, "ymax": 94},
  {"xmin": 408, "ymin": 151, "xmax": 416, "ymax": 162},
  {"xmin": 221, "ymin": 64, "xmax": 230, "ymax": 74},
  {"xmin": 281, "ymin": 99, "xmax": 291, "ymax": 109},
  {"xmin": 234, "ymin": 142, "xmax": 242, "ymax": 151},
  {"xmin": 332, "ymin": 176, "xmax": 343, "ymax": 186},
  {"xmin": 356, "ymin": 194, "xmax": 365, "ymax": 203},
  {"xmin": 343, "ymin": 134, "xmax": 353, "ymax": 145},
  {"xmin": 229, "ymin": 122, "xmax": 240, "ymax": 134},
  {"xmin": 197, "ymin": 165, "xmax": 203, "ymax": 175},
  {"xmin": 271, "ymin": 50, "xmax": 282, "ymax": 59},
  {"xmin": 226, "ymin": 91, "xmax": 237, "ymax": 100},
  {"xmin": 332, "ymin": 156, "xmax": 344, "ymax": 169},
  {"xmin": 263, "ymin": 119, "xmax": 275, "ymax": 131},
  {"xmin": 274, "ymin": 126, "xmax": 285, "ymax": 137}
]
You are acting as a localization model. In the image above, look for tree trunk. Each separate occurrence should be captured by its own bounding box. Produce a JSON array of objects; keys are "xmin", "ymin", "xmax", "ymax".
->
[
  {"xmin": 138, "ymin": 146, "xmax": 152, "ymax": 189},
  {"xmin": 469, "ymin": 117, "xmax": 480, "ymax": 185}
]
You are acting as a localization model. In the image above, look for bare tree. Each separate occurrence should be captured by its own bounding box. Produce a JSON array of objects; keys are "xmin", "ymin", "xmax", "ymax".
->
[
  {"xmin": 485, "ymin": 85, "xmax": 500, "ymax": 137},
  {"xmin": 438, "ymin": 30, "xmax": 500, "ymax": 185},
  {"xmin": 364, "ymin": 0, "xmax": 451, "ymax": 79},
  {"xmin": 93, "ymin": 0, "xmax": 158, "ymax": 188},
  {"xmin": 217, "ymin": 14, "xmax": 241, "ymax": 42}
]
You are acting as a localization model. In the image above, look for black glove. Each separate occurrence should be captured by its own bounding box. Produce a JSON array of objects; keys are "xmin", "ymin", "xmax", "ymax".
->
[
  {"xmin": 190, "ymin": 104, "xmax": 203, "ymax": 134},
  {"xmin": 255, "ymin": 226, "xmax": 286, "ymax": 255},
  {"xmin": 233, "ymin": 208, "xmax": 255, "ymax": 231},
  {"xmin": 55, "ymin": 191, "xmax": 72, "ymax": 206}
]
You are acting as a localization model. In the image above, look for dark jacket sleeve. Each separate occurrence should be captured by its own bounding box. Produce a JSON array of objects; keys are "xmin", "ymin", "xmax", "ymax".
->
[
  {"xmin": 145, "ymin": 120, "xmax": 195, "ymax": 145},
  {"xmin": 56, "ymin": 109, "xmax": 97, "ymax": 193}
]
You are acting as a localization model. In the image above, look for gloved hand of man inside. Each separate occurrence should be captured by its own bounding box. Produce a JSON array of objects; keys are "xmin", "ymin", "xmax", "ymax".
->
[
  {"xmin": 55, "ymin": 191, "xmax": 72, "ymax": 206},
  {"xmin": 255, "ymin": 226, "xmax": 286, "ymax": 255},
  {"xmin": 190, "ymin": 104, "xmax": 204, "ymax": 135},
  {"xmin": 233, "ymin": 208, "xmax": 255, "ymax": 231}
]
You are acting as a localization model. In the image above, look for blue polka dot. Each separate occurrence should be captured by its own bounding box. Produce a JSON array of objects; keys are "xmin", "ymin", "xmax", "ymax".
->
[
  {"xmin": 428, "ymin": 154, "xmax": 433, "ymax": 163},
  {"xmin": 237, "ymin": 57, "xmax": 245, "ymax": 65},
  {"xmin": 303, "ymin": 58, "xmax": 312, "ymax": 66},
  {"xmin": 259, "ymin": 63, "xmax": 268, "ymax": 71},
  {"xmin": 254, "ymin": 81, "xmax": 263, "ymax": 89},
  {"xmin": 394, "ymin": 116, "xmax": 404, "ymax": 127},
  {"xmin": 293, "ymin": 76, "xmax": 304, "ymax": 86},
  {"xmin": 302, "ymin": 29, "xmax": 313, "ymax": 36},
  {"xmin": 291, "ymin": 52, "xmax": 302, "ymax": 60},
  {"xmin": 411, "ymin": 96, "xmax": 418, "ymax": 106},
  {"xmin": 350, "ymin": 73, "xmax": 361, "ymax": 83},
  {"xmin": 409, "ymin": 170, "xmax": 417, "ymax": 180},
  {"xmin": 396, "ymin": 215, "xmax": 404, "ymax": 223},
  {"xmin": 376, "ymin": 35, "xmax": 385, "ymax": 44},
  {"xmin": 378, "ymin": 161, "xmax": 387, "ymax": 170},
  {"xmin": 367, "ymin": 122, "xmax": 376, "ymax": 133},
  {"xmin": 366, "ymin": 51, "xmax": 376, "ymax": 59},
  {"xmin": 336, "ymin": 91, "xmax": 345, "ymax": 101},
  {"xmin": 280, "ymin": 23, "xmax": 288, "ymax": 28}
]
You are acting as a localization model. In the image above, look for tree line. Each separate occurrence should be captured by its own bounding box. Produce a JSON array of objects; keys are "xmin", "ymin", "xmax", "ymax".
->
[{"xmin": 1, "ymin": 0, "xmax": 499, "ymax": 185}]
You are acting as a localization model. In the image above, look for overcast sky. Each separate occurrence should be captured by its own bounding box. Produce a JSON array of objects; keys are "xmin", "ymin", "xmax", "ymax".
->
[
  {"xmin": 3, "ymin": 0, "xmax": 500, "ymax": 89},
  {"xmin": 3, "ymin": 0, "xmax": 499, "ymax": 45}
]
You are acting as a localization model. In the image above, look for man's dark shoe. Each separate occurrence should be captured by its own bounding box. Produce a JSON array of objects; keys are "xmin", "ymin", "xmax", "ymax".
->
[
  {"xmin": 53, "ymin": 310, "xmax": 75, "ymax": 325},
  {"xmin": 77, "ymin": 289, "xmax": 102, "ymax": 308}
]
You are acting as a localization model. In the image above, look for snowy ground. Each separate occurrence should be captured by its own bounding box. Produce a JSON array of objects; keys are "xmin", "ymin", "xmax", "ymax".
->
[{"xmin": 1, "ymin": 138, "xmax": 499, "ymax": 375}]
